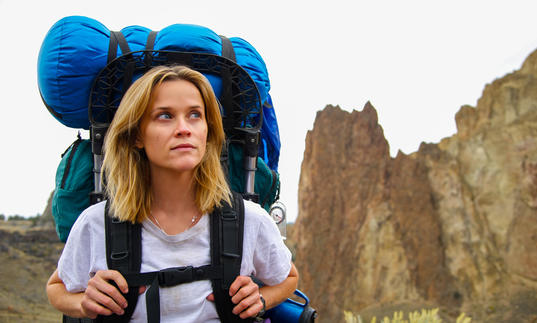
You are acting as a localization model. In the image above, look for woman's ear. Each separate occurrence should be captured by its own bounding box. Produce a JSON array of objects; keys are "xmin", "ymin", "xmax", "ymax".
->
[{"xmin": 135, "ymin": 135, "xmax": 144, "ymax": 149}]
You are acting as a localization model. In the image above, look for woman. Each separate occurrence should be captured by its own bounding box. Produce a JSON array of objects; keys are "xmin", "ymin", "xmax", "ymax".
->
[{"xmin": 46, "ymin": 65, "xmax": 298, "ymax": 322}]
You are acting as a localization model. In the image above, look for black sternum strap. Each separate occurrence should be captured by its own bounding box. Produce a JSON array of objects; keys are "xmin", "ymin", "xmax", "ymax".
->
[
  {"xmin": 123, "ymin": 264, "xmax": 223, "ymax": 287},
  {"xmin": 122, "ymin": 264, "xmax": 223, "ymax": 323}
]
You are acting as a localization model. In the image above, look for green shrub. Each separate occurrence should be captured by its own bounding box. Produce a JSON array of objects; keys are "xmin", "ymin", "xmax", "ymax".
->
[{"xmin": 7, "ymin": 215, "xmax": 26, "ymax": 221}]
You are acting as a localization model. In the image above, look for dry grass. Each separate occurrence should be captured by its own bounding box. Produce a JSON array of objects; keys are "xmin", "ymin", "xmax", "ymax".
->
[
  {"xmin": 0, "ymin": 222, "xmax": 63, "ymax": 323},
  {"xmin": 344, "ymin": 308, "xmax": 472, "ymax": 323}
]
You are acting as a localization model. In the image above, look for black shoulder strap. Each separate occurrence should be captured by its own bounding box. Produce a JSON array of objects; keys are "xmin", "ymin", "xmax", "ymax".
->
[
  {"xmin": 211, "ymin": 192, "xmax": 251, "ymax": 322},
  {"xmin": 104, "ymin": 201, "xmax": 142, "ymax": 274},
  {"xmin": 95, "ymin": 201, "xmax": 141, "ymax": 323}
]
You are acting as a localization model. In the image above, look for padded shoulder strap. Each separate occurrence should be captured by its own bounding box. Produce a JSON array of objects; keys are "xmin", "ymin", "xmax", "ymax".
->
[
  {"xmin": 104, "ymin": 202, "xmax": 141, "ymax": 272},
  {"xmin": 95, "ymin": 201, "xmax": 141, "ymax": 323},
  {"xmin": 211, "ymin": 192, "xmax": 252, "ymax": 322}
]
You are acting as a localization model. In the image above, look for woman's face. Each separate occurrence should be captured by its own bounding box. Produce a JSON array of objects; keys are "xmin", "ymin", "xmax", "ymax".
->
[{"xmin": 137, "ymin": 79, "xmax": 208, "ymax": 175}]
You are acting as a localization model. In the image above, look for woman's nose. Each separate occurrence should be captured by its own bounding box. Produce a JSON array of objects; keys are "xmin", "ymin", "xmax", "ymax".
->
[{"xmin": 175, "ymin": 118, "xmax": 191, "ymax": 136}]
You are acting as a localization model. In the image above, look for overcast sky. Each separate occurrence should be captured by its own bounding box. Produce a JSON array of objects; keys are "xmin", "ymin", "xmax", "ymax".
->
[{"xmin": 1, "ymin": 0, "xmax": 537, "ymax": 222}]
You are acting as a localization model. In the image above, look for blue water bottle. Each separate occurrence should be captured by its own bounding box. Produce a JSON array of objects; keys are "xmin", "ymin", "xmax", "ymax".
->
[{"xmin": 266, "ymin": 290, "xmax": 317, "ymax": 322}]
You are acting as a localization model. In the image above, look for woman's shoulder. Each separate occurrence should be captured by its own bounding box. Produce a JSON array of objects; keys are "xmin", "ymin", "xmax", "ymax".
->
[
  {"xmin": 71, "ymin": 200, "xmax": 107, "ymax": 232},
  {"xmin": 81, "ymin": 200, "xmax": 106, "ymax": 219},
  {"xmin": 242, "ymin": 199, "xmax": 272, "ymax": 224},
  {"xmin": 242, "ymin": 199, "xmax": 282, "ymax": 239}
]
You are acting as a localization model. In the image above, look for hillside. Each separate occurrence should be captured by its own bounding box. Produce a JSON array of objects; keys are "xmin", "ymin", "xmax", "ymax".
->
[{"xmin": 0, "ymin": 220, "xmax": 63, "ymax": 322}]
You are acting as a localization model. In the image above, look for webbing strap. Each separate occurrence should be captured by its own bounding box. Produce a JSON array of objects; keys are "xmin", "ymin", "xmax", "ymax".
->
[
  {"xmin": 123, "ymin": 264, "xmax": 223, "ymax": 287},
  {"xmin": 107, "ymin": 31, "xmax": 134, "ymax": 95},
  {"xmin": 122, "ymin": 264, "xmax": 223, "ymax": 322},
  {"xmin": 146, "ymin": 31, "xmax": 158, "ymax": 51},
  {"xmin": 107, "ymin": 33, "xmax": 118, "ymax": 64},
  {"xmin": 107, "ymin": 31, "xmax": 131, "ymax": 64},
  {"xmin": 144, "ymin": 30, "xmax": 158, "ymax": 66},
  {"xmin": 220, "ymin": 35, "xmax": 236, "ymax": 62}
]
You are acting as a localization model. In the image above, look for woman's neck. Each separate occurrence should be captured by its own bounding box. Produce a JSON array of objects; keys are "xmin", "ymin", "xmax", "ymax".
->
[{"xmin": 148, "ymin": 168, "xmax": 202, "ymax": 234}]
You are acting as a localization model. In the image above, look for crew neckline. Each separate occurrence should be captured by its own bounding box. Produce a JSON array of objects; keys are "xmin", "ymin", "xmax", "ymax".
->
[{"xmin": 143, "ymin": 213, "xmax": 209, "ymax": 242}]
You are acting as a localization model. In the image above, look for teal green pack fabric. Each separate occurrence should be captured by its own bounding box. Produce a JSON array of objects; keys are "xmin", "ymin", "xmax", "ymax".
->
[
  {"xmin": 227, "ymin": 143, "xmax": 280, "ymax": 212},
  {"xmin": 52, "ymin": 137, "xmax": 94, "ymax": 242}
]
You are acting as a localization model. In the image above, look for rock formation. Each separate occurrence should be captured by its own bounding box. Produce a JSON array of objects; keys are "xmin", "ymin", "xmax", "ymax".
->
[
  {"xmin": 293, "ymin": 50, "xmax": 537, "ymax": 322},
  {"xmin": 36, "ymin": 191, "xmax": 55, "ymax": 228}
]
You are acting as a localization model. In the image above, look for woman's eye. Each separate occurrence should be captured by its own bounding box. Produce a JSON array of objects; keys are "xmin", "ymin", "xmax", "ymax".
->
[
  {"xmin": 157, "ymin": 112, "xmax": 172, "ymax": 120},
  {"xmin": 190, "ymin": 111, "xmax": 202, "ymax": 119}
]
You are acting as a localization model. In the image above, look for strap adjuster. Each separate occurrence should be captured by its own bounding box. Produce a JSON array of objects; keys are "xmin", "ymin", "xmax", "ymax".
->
[
  {"xmin": 222, "ymin": 208, "xmax": 237, "ymax": 220},
  {"xmin": 158, "ymin": 266, "xmax": 194, "ymax": 287}
]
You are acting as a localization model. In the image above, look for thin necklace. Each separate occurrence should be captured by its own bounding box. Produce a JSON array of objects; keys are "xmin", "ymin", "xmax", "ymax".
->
[{"xmin": 150, "ymin": 212, "xmax": 199, "ymax": 233}]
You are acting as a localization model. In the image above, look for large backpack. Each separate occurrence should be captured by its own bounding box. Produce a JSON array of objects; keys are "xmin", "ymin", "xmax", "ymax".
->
[
  {"xmin": 40, "ymin": 16, "xmax": 314, "ymax": 323},
  {"xmin": 43, "ymin": 17, "xmax": 281, "ymax": 242}
]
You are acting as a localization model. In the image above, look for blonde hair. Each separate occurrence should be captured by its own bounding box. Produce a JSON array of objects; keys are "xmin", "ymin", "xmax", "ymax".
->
[{"xmin": 102, "ymin": 65, "xmax": 231, "ymax": 223}]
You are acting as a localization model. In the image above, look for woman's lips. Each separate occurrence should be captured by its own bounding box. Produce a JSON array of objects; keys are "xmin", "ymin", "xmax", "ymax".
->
[{"xmin": 172, "ymin": 144, "xmax": 195, "ymax": 150}]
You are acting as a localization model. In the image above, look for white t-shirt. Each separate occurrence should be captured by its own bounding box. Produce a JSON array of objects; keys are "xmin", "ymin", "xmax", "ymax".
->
[{"xmin": 58, "ymin": 199, "xmax": 292, "ymax": 322}]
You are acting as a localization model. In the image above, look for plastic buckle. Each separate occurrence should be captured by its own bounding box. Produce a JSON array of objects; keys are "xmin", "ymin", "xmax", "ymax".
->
[
  {"xmin": 221, "ymin": 208, "xmax": 237, "ymax": 220},
  {"xmin": 158, "ymin": 266, "xmax": 194, "ymax": 287}
]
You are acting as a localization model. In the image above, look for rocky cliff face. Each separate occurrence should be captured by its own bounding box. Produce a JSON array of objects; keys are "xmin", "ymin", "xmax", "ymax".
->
[{"xmin": 294, "ymin": 50, "xmax": 537, "ymax": 322}]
